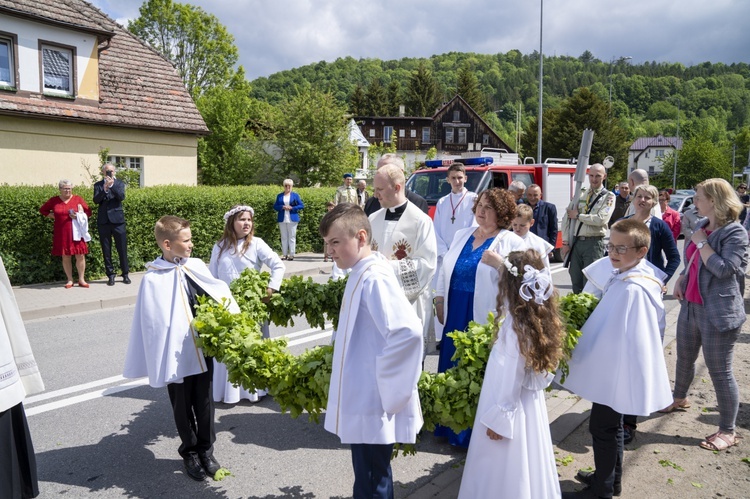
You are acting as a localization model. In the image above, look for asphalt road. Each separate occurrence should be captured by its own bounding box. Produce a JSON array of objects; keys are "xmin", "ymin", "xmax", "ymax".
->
[{"xmin": 22, "ymin": 260, "xmax": 682, "ymax": 498}]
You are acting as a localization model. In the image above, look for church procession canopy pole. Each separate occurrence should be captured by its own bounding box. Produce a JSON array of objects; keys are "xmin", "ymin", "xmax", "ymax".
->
[{"xmin": 567, "ymin": 129, "xmax": 595, "ymax": 245}]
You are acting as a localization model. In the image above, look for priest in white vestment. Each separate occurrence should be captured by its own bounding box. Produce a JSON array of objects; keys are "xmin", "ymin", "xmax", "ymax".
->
[{"xmin": 369, "ymin": 164, "xmax": 437, "ymax": 353}]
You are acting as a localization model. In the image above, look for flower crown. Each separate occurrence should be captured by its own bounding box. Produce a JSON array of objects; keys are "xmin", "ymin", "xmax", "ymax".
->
[
  {"xmin": 503, "ymin": 258, "xmax": 553, "ymax": 304},
  {"xmin": 224, "ymin": 205, "xmax": 254, "ymax": 221}
]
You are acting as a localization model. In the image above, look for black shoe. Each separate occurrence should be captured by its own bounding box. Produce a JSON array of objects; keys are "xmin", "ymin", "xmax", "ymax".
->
[
  {"xmin": 198, "ymin": 453, "xmax": 221, "ymax": 477},
  {"xmin": 183, "ymin": 453, "xmax": 207, "ymax": 481},
  {"xmin": 122, "ymin": 275, "xmax": 131, "ymax": 284},
  {"xmin": 623, "ymin": 424, "xmax": 635, "ymax": 445},
  {"xmin": 575, "ymin": 469, "xmax": 622, "ymax": 496},
  {"xmin": 107, "ymin": 275, "xmax": 116, "ymax": 286}
]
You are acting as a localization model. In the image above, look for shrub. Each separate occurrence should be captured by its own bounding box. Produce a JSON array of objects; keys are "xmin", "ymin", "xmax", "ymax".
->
[{"xmin": 0, "ymin": 184, "xmax": 335, "ymax": 285}]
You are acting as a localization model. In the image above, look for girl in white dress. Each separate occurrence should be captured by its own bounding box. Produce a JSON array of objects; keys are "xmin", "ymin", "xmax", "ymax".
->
[
  {"xmin": 458, "ymin": 249, "xmax": 564, "ymax": 499},
  {"xmin": 209, "ymin": 205, "xmax": 285, "ymax": 403}
]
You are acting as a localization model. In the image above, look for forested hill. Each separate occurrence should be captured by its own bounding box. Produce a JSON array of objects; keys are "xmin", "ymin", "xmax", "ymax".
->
[{"xmin": 249, "ymin": 50, "xmax": 750, "ymax": 137}]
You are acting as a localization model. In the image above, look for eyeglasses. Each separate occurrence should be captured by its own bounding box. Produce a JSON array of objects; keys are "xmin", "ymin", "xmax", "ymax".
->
[
  {"xmin": 59, "ymin": 187, "xmax": 72, "ymax": 191},
  {"xmin": 605, "ymin": 243, "xmax": 639, "ymax": 255}
]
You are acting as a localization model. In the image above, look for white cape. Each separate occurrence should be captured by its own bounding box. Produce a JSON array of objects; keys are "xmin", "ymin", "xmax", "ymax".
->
[
  {"xmin": 123, "ymin": 257, "xmax": 239, "ymax": 388},
  {"xmin": 324, "ymin": 253, "xmax": 424, "ymax": 444},
  {"xmin": 559, "ymin": 258, "xmax": 672, "ymax": 416},
  {"xmin": 459, "ymin": 316, "xmax": 561, "ymax": 499},
  {"xmin": 0, "ymin": 257, "xmax": 44, "ymax": 412}
]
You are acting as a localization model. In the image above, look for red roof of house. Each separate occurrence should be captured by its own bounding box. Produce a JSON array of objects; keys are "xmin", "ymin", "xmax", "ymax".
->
[{"xmin": 0, "ymin": 0, "xmax": 209, "ymax": 135}]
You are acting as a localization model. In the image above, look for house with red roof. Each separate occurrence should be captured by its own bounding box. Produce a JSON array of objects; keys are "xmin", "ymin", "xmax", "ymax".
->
[
  {"xmin": 0, "ymin": 0, "xmax": 208, "ymax": 186},
  {"xmin": 628, "ymin": 134, "xmax": 682, "ymax": 177}
]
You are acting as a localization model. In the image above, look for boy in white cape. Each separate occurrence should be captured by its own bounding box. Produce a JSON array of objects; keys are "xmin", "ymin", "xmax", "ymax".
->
[
  {"xmin": 559, "ymin": 219, "xmax": 672, "ymax": 498},
  {"xmin": 320, "ymin": 204, "xmax": 423, "ymax": 499},
  {"xmin": 123, "ymin": 216, "xmax": 239, "ymax": 482}
]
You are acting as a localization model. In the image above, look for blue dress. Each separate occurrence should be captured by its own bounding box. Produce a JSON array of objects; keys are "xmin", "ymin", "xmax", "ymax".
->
[{"xmin": 435, "ymin": 234, "xmax": 493, "ymax": 447}]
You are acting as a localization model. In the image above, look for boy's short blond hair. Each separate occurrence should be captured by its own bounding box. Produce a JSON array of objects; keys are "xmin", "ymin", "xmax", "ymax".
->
[
  {"xmin": 155, "ymin": 215, "xmax": 190, "ymax": 245},
  {"xmin": 610, "ymin": 218, "xmax": 651, "ymax": 249},
  {"xmin": 515, "ymin": 204, "xmax": 534, "ymax": 221},
  {"xmin": 319, "ymin": 203, "xmax": 371, "ymax": 243}
]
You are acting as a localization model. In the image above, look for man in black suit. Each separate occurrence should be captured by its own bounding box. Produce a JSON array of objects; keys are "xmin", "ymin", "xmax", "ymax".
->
[
  {"xmin": 364, "ymin": 154, "xmax": 429, "ymax": 216},
  {"xmin": 93, "ymin": 163, "xmax": 130, "ymax": 285}
]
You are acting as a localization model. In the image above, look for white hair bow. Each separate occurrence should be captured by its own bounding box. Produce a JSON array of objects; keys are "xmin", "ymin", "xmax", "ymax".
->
[{"xmin": 518, "ymin": 265, "xmax": 553, "ymax": 304}]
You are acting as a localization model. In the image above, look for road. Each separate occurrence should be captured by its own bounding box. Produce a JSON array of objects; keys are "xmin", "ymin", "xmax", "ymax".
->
[{"xmin": 23, "ymin": 261, "xmax": 682, "ymax": 498}]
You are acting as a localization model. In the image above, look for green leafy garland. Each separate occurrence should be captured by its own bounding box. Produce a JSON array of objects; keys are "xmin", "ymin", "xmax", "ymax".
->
[{"xmin": 193, "ymin": 269, "xmax": 598, "ymax": 448}]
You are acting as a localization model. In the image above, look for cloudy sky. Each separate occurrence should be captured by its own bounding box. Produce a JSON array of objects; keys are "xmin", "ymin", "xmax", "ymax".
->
[{"xmin": 91, "ymin": 0, "xmax": 750, "ymax": 80}]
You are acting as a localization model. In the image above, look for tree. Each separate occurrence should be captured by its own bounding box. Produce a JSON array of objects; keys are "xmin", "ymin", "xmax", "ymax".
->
[
  {"xmin": 405, "ymin": 61, "xmax": 442, "ymax": 116},
  {"xmin": 129, "ymin": 0, "xmax": 239, "ymax": 98},
  {"xmin": 386, "ymin": 80, "xmax": 402, "ymax": 115},
  {"xmin": 196, "ymin": 68, "xmax": 273, "ymax": 185},
  {"xmin": 275, "ymin": 89, "xmax": 359, "ymax": 187},
  {"xmin": 456, "ymin": 65, "xmax": 485, "ymax": 113},
  {"xmin": 653, "ymin": 133, "xmax": 731, "ymax": 189},
  {"xmin": 542, "ymin": 88, "xmax": 630, "ymax": 182},
  {"xmin": 365, "ymin": 79, "xmax": 388, "ymax": 116},
  {"xmin": 349, "ymin": 84, "xmax": 366, "ymax": 115}
]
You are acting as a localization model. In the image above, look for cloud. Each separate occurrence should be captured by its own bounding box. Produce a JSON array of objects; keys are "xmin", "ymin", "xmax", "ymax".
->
[{"xmin": 91, "ymin": 0, "xmax": 750, "ymax": 80}]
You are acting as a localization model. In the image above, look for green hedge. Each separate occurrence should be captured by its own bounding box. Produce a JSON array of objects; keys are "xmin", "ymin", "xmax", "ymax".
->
[{"xmin": 0, "ymin": 185, "xmax": 335, "ymax": 285}]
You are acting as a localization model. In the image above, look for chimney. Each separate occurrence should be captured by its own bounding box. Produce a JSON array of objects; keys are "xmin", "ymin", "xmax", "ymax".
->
[{"xmin": 398, "ymin": 105, "xmax": 405, "ymax": 117}]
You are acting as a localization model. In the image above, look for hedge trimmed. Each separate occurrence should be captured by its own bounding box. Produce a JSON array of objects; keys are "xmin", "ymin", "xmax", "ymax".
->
[{"xmin": 0, "ymin": 185, "xmax": 336, "ymax": 285}]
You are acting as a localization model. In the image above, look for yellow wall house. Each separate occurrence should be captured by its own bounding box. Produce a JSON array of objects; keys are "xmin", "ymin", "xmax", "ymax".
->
[{"xmin": 0, "ymin": 0, "xmax": 208, "ymax": 186}]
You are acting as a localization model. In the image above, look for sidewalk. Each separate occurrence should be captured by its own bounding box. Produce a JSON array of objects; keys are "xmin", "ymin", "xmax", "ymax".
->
[{"xmin": 14, "ymin": 252, "xmax": 334, "ymax": 321}]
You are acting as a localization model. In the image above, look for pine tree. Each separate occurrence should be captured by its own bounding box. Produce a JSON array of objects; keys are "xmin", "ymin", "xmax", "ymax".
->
[
  {"xmin": 456, "ymin": 65, "xmax": 485, "ymax": 113},
  {"xmin": 405, "ymin": 61, "xmax": 442, "ymax": 116},
  {"xmin": 386, "ymin": 80, "xmax": 402, "ymax": 115},
  {"xmin": 349, "ymin": 84, "xmax": 366, "ymax": 115},
  {"xmin": 365, "ymin": 79, "xmax": 389, "ymax": 116}
]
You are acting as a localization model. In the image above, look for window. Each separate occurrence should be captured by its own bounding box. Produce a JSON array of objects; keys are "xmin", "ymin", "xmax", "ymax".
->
[
  {"xmin": 458, "ymin": 128, "xmax": 467, "ymax": 144},
  {"xmin": 410, "ymin": 129, "xmax": 416, "ymax": 138},
  {"xmin": 482, "ymin": 134, "xmax": 489, "ymax": 145},
  {"xmin": 383, "ymin": 126, "xmax": 393, "ymax": 143},
  {"xmin": 42, "ymin": 44, "xmax": 74, "ymax": 96},
  {"xmin": 369, "ymin": 129, "xmax": 375, "ymax": 138},
  {"xmin": 453, "ymin": 110, "xmax": 460, "ymax": 122},
  {"xmin": 422, "ymin": 127, "xmax": 431, "ymax": 143},
  {"xmin": 399, "ymin": 129, "xmax": 405, "ymax": 138},
  {"xmin": 108, "ymin": 155, "xmax": 143, "ymax": 170},
  {"xmin": 655, "ymin": 149, "xmax": 665, "ymax": 158},
  {"xmin": 0, "ymin": 36, "xmax": 15, "ymax": 87},
  {"xmin": 446, "ymin": 128, "xmax": 454, "ymax": 144}
]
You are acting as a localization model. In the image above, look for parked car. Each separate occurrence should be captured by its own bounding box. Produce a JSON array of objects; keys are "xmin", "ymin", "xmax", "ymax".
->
[
  {"xmin": 676, "ymin": 189, "xmax": 696, "ymax": 196},
  {"xmin": 669, "ymin": 194, "xmax": 693, "ymax": 214}
]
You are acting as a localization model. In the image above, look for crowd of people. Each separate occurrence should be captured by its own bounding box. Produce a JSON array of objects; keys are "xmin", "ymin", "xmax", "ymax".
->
[{"xmin": 5, "ymin": 158, "xmax": 747, "ymax": 499}]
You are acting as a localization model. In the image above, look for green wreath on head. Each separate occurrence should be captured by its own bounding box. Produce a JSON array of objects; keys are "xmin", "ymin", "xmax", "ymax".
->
[{"xmin": 193, "ymin": 268, "xmax": 597, "ymax": 456}]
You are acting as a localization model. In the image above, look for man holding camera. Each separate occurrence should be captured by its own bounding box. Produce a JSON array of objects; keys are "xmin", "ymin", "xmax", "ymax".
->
[{"xmin": 93, "ymin": 163, "xmax": 130, "ymax": 285}]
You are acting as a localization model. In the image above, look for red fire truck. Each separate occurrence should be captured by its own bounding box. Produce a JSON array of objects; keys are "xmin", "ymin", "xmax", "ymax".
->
[{"xmin": 405, "ymin": 154, "xmax": 590, "ymax": 262}]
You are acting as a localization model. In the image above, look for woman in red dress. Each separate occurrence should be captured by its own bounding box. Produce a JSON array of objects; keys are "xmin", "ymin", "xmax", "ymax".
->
[{"xmin": 39, "ymin": 180, "xmax": 92, "ymax": 288}]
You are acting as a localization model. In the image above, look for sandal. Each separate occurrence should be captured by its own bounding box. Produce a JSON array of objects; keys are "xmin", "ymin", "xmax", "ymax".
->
[
  {"xmin": 64, "ymin": 281, "xmax": 74, "ymax": 289},
  {"xmin": 78, "ymin": 281, "xmax": 90, "ymax": 288},
  {"xmin": 699, "ymin": 431, "xmax": 739, "ymax": 451},
  {"xmin": 658, "ymin": 398, "xmax": 691, "ymax": 413}
]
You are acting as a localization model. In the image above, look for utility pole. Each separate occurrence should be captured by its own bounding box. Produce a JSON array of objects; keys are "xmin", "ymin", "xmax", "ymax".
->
[
  {"xmin": 672, "ymin": 98, "xmax": 680, "ymax": 191},
  {"xmin": 537, "ymin": 0, "xmax": 543, "ymax": 163}
]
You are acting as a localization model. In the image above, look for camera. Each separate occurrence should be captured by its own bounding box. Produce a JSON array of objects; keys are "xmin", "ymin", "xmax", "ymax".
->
[{"xmin": 106, "ymin": 170, "xmax": 114, "ymax": 178}]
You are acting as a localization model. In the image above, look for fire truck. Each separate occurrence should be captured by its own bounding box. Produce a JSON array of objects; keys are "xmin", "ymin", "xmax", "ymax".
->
[{"xmin": 405, "ymin": 151, "xmax": 590, "ymax": 262}]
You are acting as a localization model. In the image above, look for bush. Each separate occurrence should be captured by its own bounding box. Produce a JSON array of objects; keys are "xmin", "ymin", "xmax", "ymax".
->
[{"xmin": 0, "ymin": 184, "xmax": 335, "ymax": 285}]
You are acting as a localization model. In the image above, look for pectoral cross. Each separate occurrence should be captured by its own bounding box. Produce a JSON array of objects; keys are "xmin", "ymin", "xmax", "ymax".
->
[{"xmin": 450, "ymin": 216, "xmax": 456, "ymax": 223}]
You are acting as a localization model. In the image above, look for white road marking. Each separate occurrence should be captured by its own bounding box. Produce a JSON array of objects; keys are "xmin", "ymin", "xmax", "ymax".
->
[
  {"xmin": 25, "ymin": 378, "xmax": 150, "ymax": 416},
  {"xmin": 25, "ymin": 327, "xmax": 334, "ymax": 417}
]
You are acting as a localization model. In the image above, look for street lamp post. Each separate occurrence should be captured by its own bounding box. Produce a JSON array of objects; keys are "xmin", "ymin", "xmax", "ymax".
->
[
  {"xmin": 608, "ymin": 56, "xmax": 632, "ymax": 113},
  {"xmin": 537, "ymin": 0, "xmax": 543, "ymax": 163},
  {"xmin": 672, "ymin": 97, "xmax": 680, "ymax": 191}
]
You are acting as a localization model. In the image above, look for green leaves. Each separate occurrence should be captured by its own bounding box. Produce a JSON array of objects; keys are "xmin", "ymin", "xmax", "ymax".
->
[{"xmin": 193, "ymin": 272, "xmax": 598, "ymax": 456}]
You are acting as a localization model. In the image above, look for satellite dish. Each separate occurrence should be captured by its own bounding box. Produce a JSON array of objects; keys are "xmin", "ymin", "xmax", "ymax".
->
[{"xmin": 602, "ymin": 156, "xmax": 615, "ymax": 169}]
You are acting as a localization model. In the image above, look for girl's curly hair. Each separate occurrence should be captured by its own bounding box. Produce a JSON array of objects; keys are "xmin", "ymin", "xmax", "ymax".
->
[{"xmin": 494, "ymin": 249, "xmax": 564, "ymax": 373}]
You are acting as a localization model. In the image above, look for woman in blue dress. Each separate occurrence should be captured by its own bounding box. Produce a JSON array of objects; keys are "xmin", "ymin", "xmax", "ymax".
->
[{"xmin": 434, "ymin": 188, "xmax": 525, "ymax": 446}]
